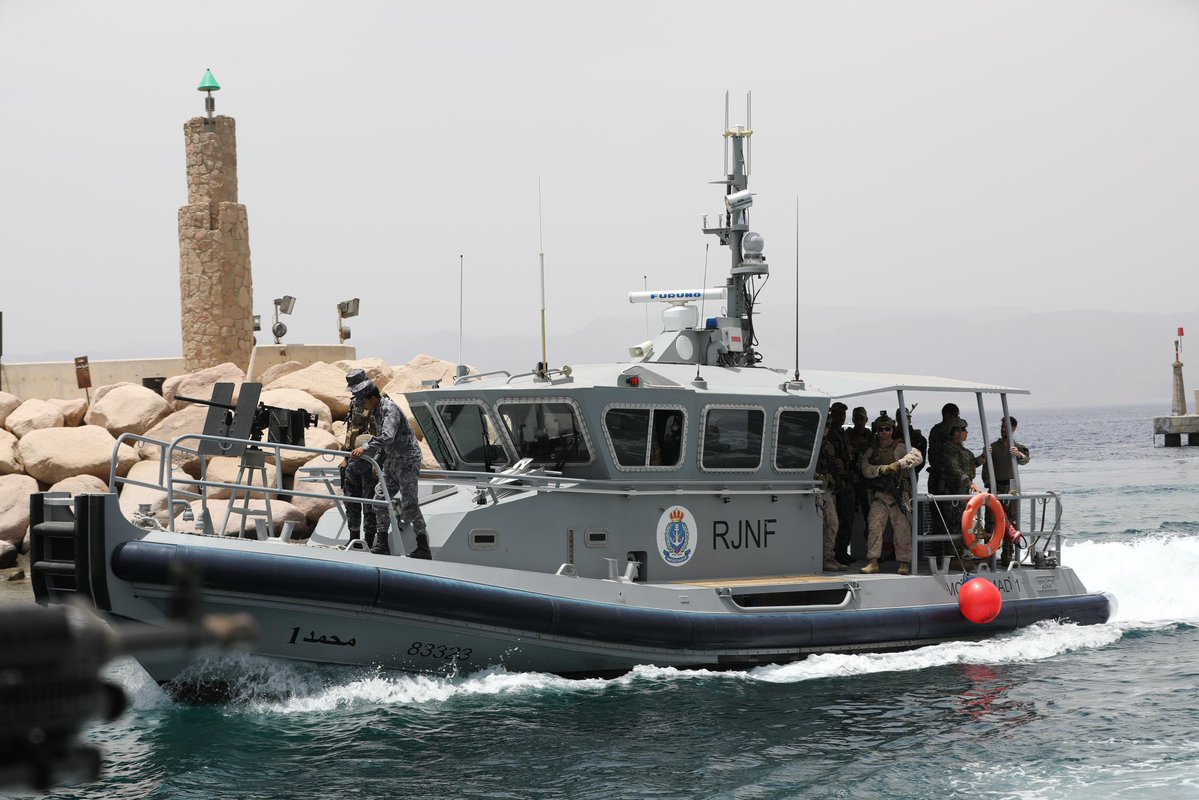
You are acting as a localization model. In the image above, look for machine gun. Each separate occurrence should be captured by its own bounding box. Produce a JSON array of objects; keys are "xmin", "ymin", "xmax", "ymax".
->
[
  {"xmin": 1, "ymin": 572, "xmax": 256, "ymax": 792},
  {"xmin": 177, "ymin": 382, "xmax": 318, "ymax": 451}
]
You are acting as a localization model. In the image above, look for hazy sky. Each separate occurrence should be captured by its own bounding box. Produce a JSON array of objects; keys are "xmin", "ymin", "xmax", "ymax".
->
[{"xmin": 2, "ymin": 1, "xmax": 1198, "ymax": 406}]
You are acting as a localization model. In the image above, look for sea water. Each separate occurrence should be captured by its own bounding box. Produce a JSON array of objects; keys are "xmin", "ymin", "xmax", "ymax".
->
[{"xmin": 32, "ymin": 404, "xmax": 1199, "ymax": 799}]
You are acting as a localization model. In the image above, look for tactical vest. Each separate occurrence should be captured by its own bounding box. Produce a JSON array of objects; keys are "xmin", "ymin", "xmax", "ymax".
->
[
  {"xmin": 344, "ymin": 403, "xmax": 378, "ymax": 450},
  {"xmin": 866, "ymin": 442, "xmax": 904, "ymax": 496}
]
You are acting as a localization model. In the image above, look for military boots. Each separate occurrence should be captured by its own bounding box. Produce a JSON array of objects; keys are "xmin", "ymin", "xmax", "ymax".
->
[{"xmin": 408, "ymin": 534, "xmax": 432, "ymax": 560}]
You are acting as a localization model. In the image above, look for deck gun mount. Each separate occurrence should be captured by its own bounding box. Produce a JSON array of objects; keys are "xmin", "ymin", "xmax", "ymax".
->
[{"xmin": 177, "ymin": 382, "xmax": 317, "ymax": 456}]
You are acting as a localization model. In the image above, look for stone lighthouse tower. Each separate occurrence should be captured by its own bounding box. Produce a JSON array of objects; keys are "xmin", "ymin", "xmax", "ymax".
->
[{"xmin": 178, "ymin": 70, "xmax": 255, "ymax": 372}]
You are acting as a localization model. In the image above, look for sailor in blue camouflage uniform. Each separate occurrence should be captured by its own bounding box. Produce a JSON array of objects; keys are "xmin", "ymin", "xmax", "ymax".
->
[
  {"xmin": 340, "ymin": 369, "xmax": 381, "ymax": 548},
  {"xmin": 350, "ymin": 377, "xmax": 431, "ymax": 559}
]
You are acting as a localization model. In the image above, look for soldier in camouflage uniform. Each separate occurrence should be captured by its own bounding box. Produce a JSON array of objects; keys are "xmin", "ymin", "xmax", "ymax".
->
[
  {"xmin": 925, "ymin": 403, "xmax": 961, "ymax": 557},
  {"xmin": 340, "ymin": 369, "xmax": 381, "ymax": 548},
  {"xmin": 816, "ymin": 411, "xmax": 848, "ymax": 572},
  {"xmin": 844, "ymin": 406, "xmax": 874, "ymax": 536},
  {"xmin": 926, "ymin": 403, "xmax": 960, "ymax": 496},
  {"xmin": 858, "ymin": 414, "xmax": 923, "ymax": 575},
  {"xmin": 350, "ymin": 379, "xmax": 431, "ymax": 559},
  {"xmin": 982, "ymin": 416, "xmax": 1031, "ymax": 565},
  {"xmin": 825, "ymin": 403, "xmax": 856, "ymax": 564},
  {"xmin": 938, "ymin": 418, "xmax": 986, "ymax": 562}
]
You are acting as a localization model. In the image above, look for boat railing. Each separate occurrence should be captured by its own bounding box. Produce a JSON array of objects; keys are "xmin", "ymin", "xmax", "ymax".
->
[
  {"xmin": 912, "ymin": 491, "xmax": 1063, "ymax": 566},
  {"xmin": 109, "ymin": 431, "xmax": 399, "ymax": 538},
  {"xmin": 417, "ymin": 466, "xmax": 821, "ymax": 500}
]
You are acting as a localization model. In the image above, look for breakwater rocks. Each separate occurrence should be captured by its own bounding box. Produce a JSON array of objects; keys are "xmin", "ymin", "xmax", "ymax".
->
[{"xmin": 0, "ymin": 354, "xmax": 464, "ymax": 567}]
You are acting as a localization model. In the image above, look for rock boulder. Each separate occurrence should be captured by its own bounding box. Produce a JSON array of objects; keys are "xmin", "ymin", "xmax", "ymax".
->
[
  {"xmin": 0, "ymin": 429, "xmax": 21, "ymax": 476},
  {"xmin": 17, "ymin": 425, "xmax": 138, "ymax": 485},
  {"xmin": 0, "ymin": 474, "xmax": 38, "ymax": 548},
  {"xmin": 164, "ymin": 362, "xmax": 245, "ymax": 410},
  {"xmin": 91, "ymin": 382, "xmax": 139, "ymax": 405},
  {"xmin": 291, "ymin": 454, "xmax": 343, "ymax": 526},
  {"xmin": 256, "ymin": 360, "xmax": 304, "ymax": 385},
  {"xmin": 385, "ymin": 354, "xmax": 468, "ymax": 394},
  {"xmin": 46, "ymin": 397, "xmax": 89, "ymax": 427},
  {"xmin": 333, "ymin": 357, "xmax": 395, "ymax": 390},
  {"xmin": 264, "ymin": 362, "xmax": 352, "ymax": 419},
  {"xmin": 5, "ymin": 399, "xmax": 65, "ymax": 439},
  {"xmin": 84, "ymin": 384, "xmax": 171, "ymax": 438},
  {"xmin": 137, "ymin": 405, "xmax": 211, "ymax": 475},
  {"xmin": 0, "ymin": 392, "xmax": 21, "ymax": 430},
  {"xmin": 48, "ymin": 474, "xmax": 109, "ymax": 495}
]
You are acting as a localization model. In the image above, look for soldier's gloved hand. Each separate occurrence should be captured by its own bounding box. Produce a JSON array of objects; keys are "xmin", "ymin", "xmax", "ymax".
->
[{"xmin": 880, "ymin": 463, "xmax": 899, "ymax": 475}]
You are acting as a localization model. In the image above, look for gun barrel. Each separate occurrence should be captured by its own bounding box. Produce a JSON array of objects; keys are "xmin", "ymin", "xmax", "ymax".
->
[{"xmin": 176, "ymin": 394, "xmax": 237, "ymax": 411}]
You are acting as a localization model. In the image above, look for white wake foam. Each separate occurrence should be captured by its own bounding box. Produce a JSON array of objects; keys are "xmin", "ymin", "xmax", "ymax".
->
[
  {"xmin": 104, "ymin": 535, "xmax": 1197, "ymax": 707},
  {"xmin": 1063, "ymin": 534, "xmax": 1199, "ymax": 626}
]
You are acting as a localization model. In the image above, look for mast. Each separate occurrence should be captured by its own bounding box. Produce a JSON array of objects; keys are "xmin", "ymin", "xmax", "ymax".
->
[{"xmin": 701, "ymin": 91, "xmax": 769, "ymax": 367}]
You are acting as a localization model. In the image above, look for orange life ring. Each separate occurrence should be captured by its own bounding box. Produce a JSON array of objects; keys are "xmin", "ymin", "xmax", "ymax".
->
[{"xmin": 961, "ymin": 493, "xmax": 1007, "ymax": 559}]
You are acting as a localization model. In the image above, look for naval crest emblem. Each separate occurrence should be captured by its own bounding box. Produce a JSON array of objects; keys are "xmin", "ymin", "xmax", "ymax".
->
[{"xmin": 657, "ymin": 505, "xmax": 697, "ymax": 567}]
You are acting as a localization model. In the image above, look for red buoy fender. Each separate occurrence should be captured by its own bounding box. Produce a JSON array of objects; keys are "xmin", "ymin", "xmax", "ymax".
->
[
  {"xmin": 958, "ymin": 576, "xmax": 1003, "ymax": 624},
  {"xmin": 961, "ymin": 493, "xmax": 1006, "ymax": 558}
]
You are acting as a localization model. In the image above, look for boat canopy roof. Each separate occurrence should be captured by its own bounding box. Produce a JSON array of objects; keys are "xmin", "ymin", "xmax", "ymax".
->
[
  {"xmin": 442, "ymin": 362, "xmax": 1028, "ymax": 400},
  {"xmin": 796, "ymin": 370, "xmax": 1028, "ymax": 399}
]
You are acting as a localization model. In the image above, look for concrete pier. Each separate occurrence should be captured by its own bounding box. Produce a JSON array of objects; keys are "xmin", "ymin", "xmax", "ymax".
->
[{"xmin": 1153, "ymin": 413, "xmax": 1199, "ymax": 446}]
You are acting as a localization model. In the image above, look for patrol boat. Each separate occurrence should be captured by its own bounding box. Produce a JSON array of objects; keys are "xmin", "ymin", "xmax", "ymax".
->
[{"xmin": 29, "ymin": 100, "xmax": 1114, "ymax": 682}]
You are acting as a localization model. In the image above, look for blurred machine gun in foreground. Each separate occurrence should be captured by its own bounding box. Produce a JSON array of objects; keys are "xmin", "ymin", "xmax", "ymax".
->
[{"xmin": 0, "ymin": 569, "xmax": 256, "ymax": 793}]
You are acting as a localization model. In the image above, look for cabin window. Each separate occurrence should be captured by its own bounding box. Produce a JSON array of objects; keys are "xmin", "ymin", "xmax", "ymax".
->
[
  {"xmin": 774, "ymin": 408, "xmax": 821, "ymax": 471},
  {"xmin": 497, "ymin": 400, "xmax": 592, "ymax": 465},
  {"xmin": 436, "ymin": 402, "xmax": 510, "ymax": 468},
  {"xmin": 603, "ymin": 406, "xmax": 685, "ymax": 468},
  {"xmin": 411, "ymin": 404, "xmax": 456, "ymax": 469},
  {"xmin": 701, "ymin": 406, "xmax": 764, "ymax": 470}
]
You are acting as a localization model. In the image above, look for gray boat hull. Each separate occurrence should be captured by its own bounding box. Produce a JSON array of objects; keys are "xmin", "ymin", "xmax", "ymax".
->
[{"xmin": 32, "ymin": 493, "xmax": 1114, "ymax": 683}]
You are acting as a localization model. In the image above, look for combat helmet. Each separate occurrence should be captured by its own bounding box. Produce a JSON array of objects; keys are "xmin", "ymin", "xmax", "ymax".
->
[{"xmin": 871, "ymin": 414, "xmax": 895, "ymax": 433}]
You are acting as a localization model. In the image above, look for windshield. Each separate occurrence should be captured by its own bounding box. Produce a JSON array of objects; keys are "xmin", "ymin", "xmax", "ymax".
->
[
  {"xmin": 498, "ymin": 401, "xmax": 591, "ymax": 465},
  {"xmin": 436, "ymin": 403, "xmax": 510, "ymax": 468},
  {"xmin": 411, "ymin": 404, "xmax": 455, "ymax": 469}
]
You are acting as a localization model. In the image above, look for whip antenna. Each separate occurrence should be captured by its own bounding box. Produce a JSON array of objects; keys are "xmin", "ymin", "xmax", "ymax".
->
[
  {"xmin": 695, "ymin": 243, "xmax": 711, "ymax": 383},
  {"xmin": 538, "ymin": 178, "xmax": 548, "ymax": 379},
  {"xmin": 458, "ymin": 254, "xmax": 464, "ymax": 369},
  {"xmin": 643, "ymin": 275, "xmax": 649, "ymax": 340},
  {"xmin": 794, "ymin": 197, "xmax": 800, "ymax": 381}
]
